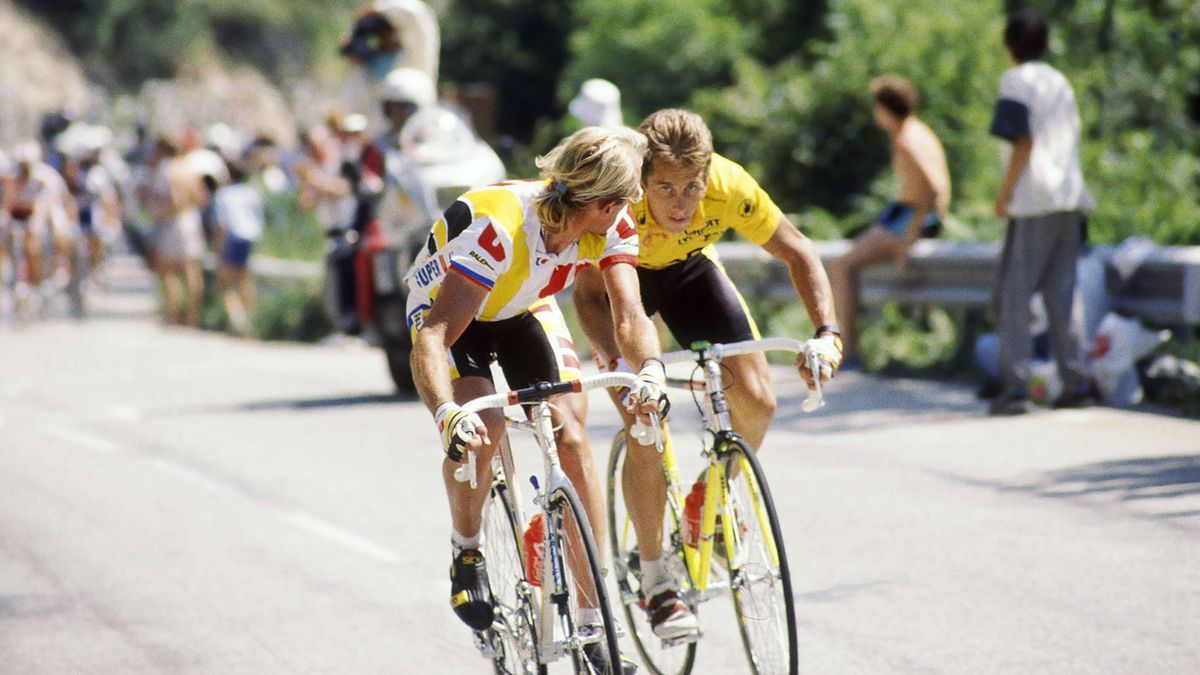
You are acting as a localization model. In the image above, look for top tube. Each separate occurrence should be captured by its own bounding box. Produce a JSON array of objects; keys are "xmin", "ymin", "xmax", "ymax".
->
[
  {"xmin": 659, "ymin": 337, "xmax": 805, "ymax": 366},
  {"xmin": 460, "ymin": 372, "xmax": 642, "ymax": 415}
]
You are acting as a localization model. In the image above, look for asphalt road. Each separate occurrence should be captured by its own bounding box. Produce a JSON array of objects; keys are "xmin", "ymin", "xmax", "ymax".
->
[{"xmin": 1, "ymin": 256, "xmax": 1197, "ymax": 674}]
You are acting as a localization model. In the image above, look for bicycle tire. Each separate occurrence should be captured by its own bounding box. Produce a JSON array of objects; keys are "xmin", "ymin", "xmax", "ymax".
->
[
  {"xmin": 721, "ymin": 440, "xmax": 797, "ymax": 675},
  {"xmin": 606, "ymin": 432, "xmax": 697, "ymax": 675},
  {"xmin": 481, "ymin": 479, "xmax": 544, "ymax": 674},
  {"xmin": 548, "ymin": 484, "xmax": 622, "ymax": 674}
]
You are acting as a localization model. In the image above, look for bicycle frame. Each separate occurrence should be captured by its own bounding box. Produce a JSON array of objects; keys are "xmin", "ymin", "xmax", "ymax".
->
[
  {"xmin": 458, "ymin": 372, "xmax": 648, "ymax": 666},
  {"xmin": 656, "ymin": 338, "xmax": 816, "ymax": 598}
]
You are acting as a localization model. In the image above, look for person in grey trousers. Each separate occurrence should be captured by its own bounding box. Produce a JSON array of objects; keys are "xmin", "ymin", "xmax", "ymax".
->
[{"xmin": 988, "ymin": 9, "xmax": 1095, "ymax": 416}]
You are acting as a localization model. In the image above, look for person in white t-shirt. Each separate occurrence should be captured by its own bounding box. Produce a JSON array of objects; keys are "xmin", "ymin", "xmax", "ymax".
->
[
  {"xmin": 213, "ymin": 159, "xmax": 264, "ymax": 336},
  {"xmin": 988, "ymin": 9, "xmax": 1095, "ymax": 415}
]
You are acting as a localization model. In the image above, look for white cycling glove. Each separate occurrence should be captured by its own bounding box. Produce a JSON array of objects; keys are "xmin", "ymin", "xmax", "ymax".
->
[
  {"xmin": 627, "ymin": 359, "xmax": 671, "ymax": 418},
  {"xmin": 435, "ymin": 402, "xmax": 485, "ymax": 462},
  {"xmin": 803, "ymin": 334, "xmax": 843, "ymax": 382}
]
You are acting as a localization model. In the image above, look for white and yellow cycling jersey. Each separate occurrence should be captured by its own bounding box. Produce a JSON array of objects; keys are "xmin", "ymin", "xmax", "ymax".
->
[{"xmin": 404, "ymin": 179, "xmax": 639, "ymax": 323}]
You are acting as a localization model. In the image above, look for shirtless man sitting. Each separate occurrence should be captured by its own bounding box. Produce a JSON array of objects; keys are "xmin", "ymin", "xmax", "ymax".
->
[{"xmin": 830, "ymin": 75, "xmax": 952, "ymax": 367}]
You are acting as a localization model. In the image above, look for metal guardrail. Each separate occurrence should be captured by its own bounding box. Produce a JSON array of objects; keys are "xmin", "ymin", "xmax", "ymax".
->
[
  {"xmin": 250, "ymin": 239, "xmax": 1200, "ymax": 330},
  {"xmin": 249, "ymin": 256, "xmax": 323, "ymax": 281},
  {"xmin": 717, "ymin": 240, "xmax": 1200, "ymax": 329}
]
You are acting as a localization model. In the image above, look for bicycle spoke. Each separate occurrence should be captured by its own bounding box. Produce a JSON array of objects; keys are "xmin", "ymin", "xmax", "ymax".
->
[
  {"xmin": 724, "ymin": 443, "xmax": 796, "ymax": 675},
  {"xmin": 606, "ymin": 432, "xmax": 697, "ymax": 675},
  {"xmin": 481, "ymin": 482, "xmax": 543, "ymax": 674},
  {"xmin": 550, "ymin": 486, "xmax": 622, "ymax": 674}
]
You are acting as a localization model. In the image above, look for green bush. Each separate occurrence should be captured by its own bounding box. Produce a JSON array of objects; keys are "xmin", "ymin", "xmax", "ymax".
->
[
  {"xmin": 251, "ymin": 280, "xmax": 333, "ymax": 343},
  {"xmin": 256, "ymin": 190, "xmax": 326, "ymax": 262}
]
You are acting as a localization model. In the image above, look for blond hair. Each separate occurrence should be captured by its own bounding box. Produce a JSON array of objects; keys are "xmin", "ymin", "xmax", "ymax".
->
[
  {"xmin": 534, "ymin": 126, "xmax": 647, "ymax": 234},
  {"xmin": 638, "ymin": 108, "xmax": 713, "ymax": 180}
]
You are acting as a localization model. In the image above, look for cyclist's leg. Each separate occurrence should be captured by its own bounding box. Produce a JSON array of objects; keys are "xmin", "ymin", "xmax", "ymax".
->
[
  {"xmin": 830, "ymin": 222, "xmax": 903, "ymax": 361},
  {"xmin": 657, "ymin": 252, "xmax": 776, "ymax": 450},
  {"xmin": 722, "ymin": 352, "xmax": 776, "ymax": 451},
  {"xmin": 24, "ymin": 220, "xmax": 45, "ymax": 286},
  {"xmin": 493, "ymin": 299, "xmax": 609, "ymax": 603},
  {"xmin": 614, "ymin": 401, "xmax": 667, "ymax": 560},
  {"xmin": 443, "ymin": 374, "xmax": 505, "ymax": 539}
]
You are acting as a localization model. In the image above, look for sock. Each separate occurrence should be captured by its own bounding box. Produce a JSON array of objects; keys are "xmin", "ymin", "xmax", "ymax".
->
[
  {"xmin": 639, "ymin": 555, "xmax": 672, "ymax": 597},
  {"xmin": 451, "ymin": 528, "xmax": 481, "ymax": 556},
  {"xmin": 578, "ymin": 607, "xmax": 602, "ymax": 628}
]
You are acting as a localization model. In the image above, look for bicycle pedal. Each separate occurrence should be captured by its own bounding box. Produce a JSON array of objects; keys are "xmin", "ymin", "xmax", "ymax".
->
[
  {"xmin": 661, "ymin": 629, "xmax": 702, "ymax": 647},
  {"xmin": 472, "ymin": 629, "xmax": 499, "ymax": 658}
]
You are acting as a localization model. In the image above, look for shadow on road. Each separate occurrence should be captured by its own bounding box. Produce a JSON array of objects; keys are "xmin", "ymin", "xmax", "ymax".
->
[
  {"xmin": 1032, "ymin": 454, "xmax": 1200, "ymax": 502},
  {"xmin": 149, "ymin": 393, "xmax": 414, "ymax": 418},
  {"xmin": 768, "ymin": 370, "xmax": 980, "ymax": 433},
  {"xmin": 237, "ymin": 393, "xmax": 413, "ymax": 411}
]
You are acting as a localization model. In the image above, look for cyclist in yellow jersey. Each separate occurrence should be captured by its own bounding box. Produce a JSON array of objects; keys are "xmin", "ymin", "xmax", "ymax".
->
[
  {"xmin": 573, "ymin": 109, "xmax": 842, "ymax": 640},
  {"xmin": 408, "ymin": 126, "xmax": 667, "ymax": 673}
]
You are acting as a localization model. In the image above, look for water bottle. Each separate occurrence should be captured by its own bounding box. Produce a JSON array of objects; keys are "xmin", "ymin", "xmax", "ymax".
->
[
  {"xmin": 684, "ymin": 480, "xmax": 706, "ymax": 548},
  {"xmin": 523, "ymin": 513, "xmax": 545, "ymax": 587}
]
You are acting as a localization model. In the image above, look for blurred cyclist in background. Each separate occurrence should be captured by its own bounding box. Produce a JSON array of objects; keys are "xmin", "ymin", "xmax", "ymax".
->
[{"xmin": 2, "ymin": 142, "xmax": 77, "ymax": 302}]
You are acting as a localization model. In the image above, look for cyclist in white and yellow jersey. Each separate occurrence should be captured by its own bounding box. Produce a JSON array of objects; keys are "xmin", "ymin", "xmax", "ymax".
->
[
  {"xmin": 408, "ymin": 126, "xmax": 668, "ymax": 673},
  {"xmin": 573, "ymin": 109, "xmax": 842, "ymax": 640}
]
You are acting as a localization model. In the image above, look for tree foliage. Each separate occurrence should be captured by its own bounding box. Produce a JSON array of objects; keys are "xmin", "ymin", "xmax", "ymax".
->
[
  {"xmin": 439, "ymin": 0, "xmax": 574, "ymax": 141},
  {"xmin": 564, "ymin": 0, "xmax": 1200, "ymax": 244},
  {"xmin": 15, "ymin": 0, "xmax": 357, "ymax": 85},
  {"xmin": 17, "ymin": 0, "xmax": 1200, "ymax": 244}
]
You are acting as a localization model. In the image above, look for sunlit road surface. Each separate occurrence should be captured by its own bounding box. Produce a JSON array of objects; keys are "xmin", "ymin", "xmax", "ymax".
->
[{"xmin": 1, "ymin": 254, "xmax": 1197, "ymax": 674}]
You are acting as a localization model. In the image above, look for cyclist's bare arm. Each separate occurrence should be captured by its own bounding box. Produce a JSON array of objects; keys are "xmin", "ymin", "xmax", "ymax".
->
[
  {"xmin": 411, "ymin": 272, "xmax": 487, "ymax": 415},
  {"xmin": 601, "ymin": 261, "xmax": 662, "ymax": 370},
  {"xmin": 759, "ymin": 215, "xmax": 839, "ymax": 384},
  {"xmin": 573, "ymin": 266, "xmax": 621, "ymax": 366},
  {"xmin": 601, "ymin": 261, "xmax": 670, "ymax": 420}
]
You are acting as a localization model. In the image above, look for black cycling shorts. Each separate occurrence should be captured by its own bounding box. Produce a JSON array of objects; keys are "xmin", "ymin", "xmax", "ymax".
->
[
  {"xmin": 447, "ymin": 299, "xmax": 582, "ymax": 388},
  {"xmin": 637, "ymin": 253, "xmax": 760, "ymax": 350}
]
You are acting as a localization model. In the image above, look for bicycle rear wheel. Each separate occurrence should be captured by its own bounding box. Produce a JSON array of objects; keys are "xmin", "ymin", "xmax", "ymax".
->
[
  {"xmin": 481, "ymin": 478, "xmax": 544, "ymax": 674},
  {"xmin": 721, "ymin": 440, "xmax": 797, "ymax": 675},
  {"xmin": 548, "ymin": 484, "xmax": 621, "ymax": 674},
  {"xmin": 606, "ymin": 432, "xmax": 697, "ymax": 675}
]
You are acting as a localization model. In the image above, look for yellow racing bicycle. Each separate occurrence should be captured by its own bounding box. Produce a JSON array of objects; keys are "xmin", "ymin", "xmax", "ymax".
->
[{"xmin": 606, "ymin": 337, "xmax": 824, "ymax": 675}]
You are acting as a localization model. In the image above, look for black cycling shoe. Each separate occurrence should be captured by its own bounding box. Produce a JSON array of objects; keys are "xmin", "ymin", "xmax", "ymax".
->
[{"xmin": 450, "ymin": 548, "xmax": 495, "ymax": 631}]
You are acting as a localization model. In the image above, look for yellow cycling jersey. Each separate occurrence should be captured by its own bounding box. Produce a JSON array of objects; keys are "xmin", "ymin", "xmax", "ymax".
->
[
  {"xmin": 404, "ymin": 179, "xmax": 639, "ymax": 322},
  {"xmin": 634, "ymin": 153, "xmax": 782, "ymax": 270}
]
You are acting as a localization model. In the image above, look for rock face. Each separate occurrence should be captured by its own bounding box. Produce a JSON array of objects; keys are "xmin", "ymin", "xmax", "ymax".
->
[
  {"xmin": 139, "ymin": 58, "xmax": 299, "ymax": 147},
  {"xmin": 0, "ymin": 0, "xmax": 299, "ymax": 149},
  {"xmin": 0, "ymin": 0, "xmax": 91, "ymax": 145}
]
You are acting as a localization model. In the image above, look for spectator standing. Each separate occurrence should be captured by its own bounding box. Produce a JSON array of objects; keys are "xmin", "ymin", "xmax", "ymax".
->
[
  {"xmin": 294, "ymin": 124, "xmax": 355, "ymax": 233},
  {"xmin": 831, "ymin": 75, "xmax": 951, "ymax": 367},
  {"xmin": 145, "ymin": 137, "xmax": 208, "ymax": 327},
  {"xmin": 212, "ymin": 159, "xmax": 264, "ymax": 336},
  {"xmin": 988, "ymin": 10, "xmax": 1095, "ymax": 415}
]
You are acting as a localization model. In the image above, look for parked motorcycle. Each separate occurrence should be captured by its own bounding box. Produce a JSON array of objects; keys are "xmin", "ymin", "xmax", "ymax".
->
[{"xmin": 326, "ymin": 104, "xmax": 505, "ymax": 394}]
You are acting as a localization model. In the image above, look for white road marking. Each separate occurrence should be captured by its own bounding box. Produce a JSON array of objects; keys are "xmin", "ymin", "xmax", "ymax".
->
[
  {"xmin": 145, "ymin": 454, "xmax": 399, "ymax": 565},
  {"xmin": 149, "ymin": 458, "xmax": 230, "ymax": 494},
  {"xmin": 281, "ymin": 512, "xmax": 399, "ymax": 564},
  {"xmin": 38, "ymin": 425, "xmax": 120, "ymax": 454},
  {"xmin": 104, "ymin": 404, "xmax": 144, "ymax": 422}
]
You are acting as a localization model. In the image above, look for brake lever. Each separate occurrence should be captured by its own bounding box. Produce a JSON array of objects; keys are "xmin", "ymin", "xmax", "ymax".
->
[{"xmin": 802, "ymin": 348, "xmax": 825, "ymax": 412}]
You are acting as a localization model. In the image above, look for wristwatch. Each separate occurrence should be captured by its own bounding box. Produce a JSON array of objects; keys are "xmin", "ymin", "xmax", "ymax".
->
[{"xmin": 813, "ymin": 324, "xmax": 841, "ymax": 339}]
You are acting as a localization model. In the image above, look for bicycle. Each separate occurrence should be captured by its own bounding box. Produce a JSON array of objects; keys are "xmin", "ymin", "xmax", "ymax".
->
[
  {"xmin": 606, "ymin": 337, "xmax": 825, "ymax": 675},
  {"xmin": 454, "ymin": 371, "xmax": 658, "ymax": 674}
]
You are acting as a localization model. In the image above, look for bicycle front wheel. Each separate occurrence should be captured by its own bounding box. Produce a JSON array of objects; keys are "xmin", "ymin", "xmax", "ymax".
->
[
  {"xmin": 549, "ymin": 485, "xmax": 621, "ymax": 674},
  {"xmin": 481, "ymin": 479, "xmax": 544, "ymax": 674},
  {"xmin": 721, "ymin": 440, "xmax": 797, "ymax": 675},
  {"xmin": 606, "ymin": 431, "xmax": 696, "ymax": 675}
]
